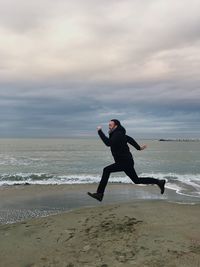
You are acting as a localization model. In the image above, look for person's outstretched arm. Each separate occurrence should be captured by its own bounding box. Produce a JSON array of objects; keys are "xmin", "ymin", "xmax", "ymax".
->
[
  {"xmin": 97, "ymin": 126, "xmax": 110, "ymax": 146},
  {"xmin": 126, "ymin": 135, "xmax": 147, "ymax": 150}
]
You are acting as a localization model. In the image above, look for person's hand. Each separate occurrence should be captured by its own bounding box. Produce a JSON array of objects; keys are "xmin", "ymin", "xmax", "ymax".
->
[
  {"xmin": 140, "ymin": 144, "xmax": 147, "ymax": 150},
  {"xmin": 97, "ymin": 126, "xmax": 102, "ymax": 131}
]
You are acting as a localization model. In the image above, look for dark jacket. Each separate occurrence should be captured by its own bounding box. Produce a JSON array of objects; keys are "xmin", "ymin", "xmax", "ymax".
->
[{"xmin": 98, "ymin": 126, "xmax": 141, "ymax": 163}]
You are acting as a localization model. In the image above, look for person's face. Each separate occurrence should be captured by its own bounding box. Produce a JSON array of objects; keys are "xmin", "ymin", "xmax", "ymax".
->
[{"xmin": 109, "ymin": 121, "xmax": 117, "ymax": 131}]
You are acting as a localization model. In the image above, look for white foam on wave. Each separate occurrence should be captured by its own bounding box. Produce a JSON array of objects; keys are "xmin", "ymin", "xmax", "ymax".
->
[
  {"xmin": 0, "ymin": 173, "xmax": 132, "ymax": 186},
  {"xmin": 0, "ymin": 155, "xmax": 44, "ymax": 166},
  {"xmin": 0, "ymin": 172, "xmax": 200, "ymax": 199},
  {"xmin": 140, "ymin": 172, "xmax": 200, "ymax": 198}
]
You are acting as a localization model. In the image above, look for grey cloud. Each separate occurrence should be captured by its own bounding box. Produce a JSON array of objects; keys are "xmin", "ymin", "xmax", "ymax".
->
[
  {"xmin": 0, "ymin": 93, "xmax": 103, "ymax": 137},
  {"xmin": 0, "ymin": 0, "xmax": 199, "ymax": 138},
  {"xmin": 1, "ymin": 85, "xmax": 199, "ymax": 138},
  {"xmin": 0, "ymin": 0, "xmax": 67, "ymax": 32}
]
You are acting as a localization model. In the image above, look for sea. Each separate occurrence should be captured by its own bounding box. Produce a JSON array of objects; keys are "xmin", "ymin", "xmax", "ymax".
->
[{"xmin": 0, "ymin": 137, "xmax": 200, "ymax": 200}]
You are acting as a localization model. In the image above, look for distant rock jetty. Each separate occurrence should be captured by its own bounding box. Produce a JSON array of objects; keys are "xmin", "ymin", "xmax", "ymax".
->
[{"xmin": 159, "ymin": 139, "xmax": 200, "ymax": 142}]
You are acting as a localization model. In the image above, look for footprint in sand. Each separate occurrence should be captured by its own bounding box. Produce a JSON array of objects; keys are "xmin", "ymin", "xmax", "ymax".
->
[
  {"xmin": 40, "ymin": 257, "xmax": 48, "ymax": 261},
  {"xmin": 25, "ymin": 263, "xmax": 37, "ymax": 267},
  {"xmin": 43, "ymin": 222, "xmax": 52, "ymax": 227},
  {"xmin": 189, "ymin": 244, "xmax": 200, "ymax": 254}
]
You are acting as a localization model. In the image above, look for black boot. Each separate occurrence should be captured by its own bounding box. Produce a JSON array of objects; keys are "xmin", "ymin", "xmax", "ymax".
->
[
  {"xmin": 157, "ymin": 179, "xmax": 166, "ymax": 194},
  {"xmin": 87, "ymin": 192, "xmax": 104, "ymax": 202}
]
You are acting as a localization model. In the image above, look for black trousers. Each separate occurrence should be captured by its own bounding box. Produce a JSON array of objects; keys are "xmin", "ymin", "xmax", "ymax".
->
[{"xmin": 97, "ymin": 161, "xmax": 159, "ymax": 194}]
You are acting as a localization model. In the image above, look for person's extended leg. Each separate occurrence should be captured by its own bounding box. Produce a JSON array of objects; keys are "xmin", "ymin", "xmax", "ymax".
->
[
  {"xmin": 124, "ymin": 164, "xmax": 166, "ymax": 194},
  {"xmin": 88, "ymin": 163, "xmax": 123, "ymax": 201}
]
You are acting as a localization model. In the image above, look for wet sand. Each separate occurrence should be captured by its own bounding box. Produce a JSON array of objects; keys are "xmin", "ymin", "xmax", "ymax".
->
[
  {"xmin": 0, "ymin": 183, "xmax": 198, "ymax": 224},
  {"xmin": 0, "ymin": 200, "xmax": 200, "ymax": 267}
]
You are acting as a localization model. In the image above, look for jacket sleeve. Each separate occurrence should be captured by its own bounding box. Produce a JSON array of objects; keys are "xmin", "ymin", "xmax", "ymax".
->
[
  {"xmin": 126, "ymin": 135, "xmax": 141, "ymax": 150},
  {"xmin": 98, "ymin": 129, "xmax": 110, "ymax": 146}
]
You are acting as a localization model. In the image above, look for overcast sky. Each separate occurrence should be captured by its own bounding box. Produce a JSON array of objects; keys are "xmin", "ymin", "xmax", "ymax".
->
[{"xmin": 0, "ymin": 0, "xmax": 200, "ymax": 138}]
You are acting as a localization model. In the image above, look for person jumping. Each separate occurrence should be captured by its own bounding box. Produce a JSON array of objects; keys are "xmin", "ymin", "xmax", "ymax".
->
[{"xmin": 88, "ymin": 119, "xmax": 166, "ymax": 202}]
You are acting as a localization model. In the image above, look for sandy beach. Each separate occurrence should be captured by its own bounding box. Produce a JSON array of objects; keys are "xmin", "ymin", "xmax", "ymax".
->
[
  {"xmin": 0, "ymin": 185, "xmax": 200, "ymax": 267},
  {"xmin": 0, "ymin": 183, "xmax": 198, "ymax": 224}
]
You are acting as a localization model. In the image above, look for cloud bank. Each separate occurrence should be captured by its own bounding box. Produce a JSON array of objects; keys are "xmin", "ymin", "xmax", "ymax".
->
[{"xmin": 0, "ymin": 0, "xmax": 200, "ymax": 138}]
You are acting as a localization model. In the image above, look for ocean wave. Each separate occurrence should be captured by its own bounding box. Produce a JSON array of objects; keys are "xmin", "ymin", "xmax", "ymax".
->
[
  {"xmin": 140, "ymin": 172, "xmax": 200, "ymax": 198},
  {"xmin": 0, "ymin": 172, "xmax": 200, "ymax": 198},
  {"xmin": 0, "ymin": 173, "xmax": 101, "ymax": 185}
]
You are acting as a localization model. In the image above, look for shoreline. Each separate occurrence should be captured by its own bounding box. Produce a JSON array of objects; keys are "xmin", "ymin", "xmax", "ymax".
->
[
  {"xmin": 0, "ymin": 183, "xmax": 199, "ymax": 225},
  {"xmin": 0, "ymin": 200, "xmax": 199, "ymax": 266}
]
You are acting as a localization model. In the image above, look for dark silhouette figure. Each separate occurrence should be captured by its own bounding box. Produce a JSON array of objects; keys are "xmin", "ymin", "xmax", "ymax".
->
[{"xmin": 88, "ymin": 119, "xmax": 166, "ymax": 202}]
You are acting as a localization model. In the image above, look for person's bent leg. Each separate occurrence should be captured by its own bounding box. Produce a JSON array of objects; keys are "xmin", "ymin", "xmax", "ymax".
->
[
  {"xmin": 88, "ymin": 163, "xmax": 123, "ymax": 201},
  {"xmin": 97, "ymin": 163, "xmax": 123, "ymax": 194}
]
